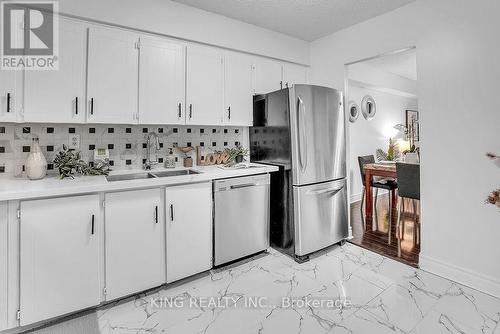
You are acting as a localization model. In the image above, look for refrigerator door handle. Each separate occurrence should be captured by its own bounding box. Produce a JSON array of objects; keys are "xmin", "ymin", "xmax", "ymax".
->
[
  {"xmin": 306, "ymin": 185, "xmax": 344, "ymax": 196},
  {"xmin": 297, "ymin": 96, "xmax": 308, "ymax": 172}
]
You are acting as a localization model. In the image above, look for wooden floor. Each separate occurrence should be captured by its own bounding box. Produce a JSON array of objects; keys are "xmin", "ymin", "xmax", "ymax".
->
[{"xmin": 349, "ymin": 194, "xmax": 420, "ymax": 267}]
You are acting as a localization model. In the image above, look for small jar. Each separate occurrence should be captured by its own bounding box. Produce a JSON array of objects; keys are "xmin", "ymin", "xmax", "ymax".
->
[{"xmin": 25, "ymin": 138, "xmax": 47, "ymax": 180}]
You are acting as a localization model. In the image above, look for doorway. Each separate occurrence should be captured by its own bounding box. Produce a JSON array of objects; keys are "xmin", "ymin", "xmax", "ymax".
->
[{"xmin": 344, "ymin": 47, "xmax": 421, "ymax": 267}]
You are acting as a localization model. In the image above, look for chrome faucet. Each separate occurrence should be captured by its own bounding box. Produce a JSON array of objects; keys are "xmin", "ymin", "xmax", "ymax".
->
[{"xmin": 143, "ymin": 132, "xmax": 160, "ymax": 170}]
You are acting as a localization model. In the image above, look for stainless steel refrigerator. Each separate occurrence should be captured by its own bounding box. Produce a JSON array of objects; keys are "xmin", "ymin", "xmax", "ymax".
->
[{"xmin": 250, "ymin": 84, "xmax": 348, "ymax": 262}]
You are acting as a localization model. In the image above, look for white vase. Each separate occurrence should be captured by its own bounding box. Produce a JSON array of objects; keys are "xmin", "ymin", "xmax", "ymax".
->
[
  {"xmin": 404, "ymin": 152, "xmax": 419, "ymax": 163},
  {"xmin": 25, "ymin": 138, "xmax": 47, "ymax": 180}
]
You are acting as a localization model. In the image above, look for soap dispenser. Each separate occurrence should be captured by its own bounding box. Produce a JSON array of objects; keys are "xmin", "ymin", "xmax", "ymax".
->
[{"xmin": 165, "ymin": 148, "xmax": 176, "ymax": 168}]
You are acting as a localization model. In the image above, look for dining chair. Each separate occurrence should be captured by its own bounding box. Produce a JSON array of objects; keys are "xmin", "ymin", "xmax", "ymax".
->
[
  {"xmin": 395, "ymin": 162, "xmax": 420, "ymax": 257},
  {"xmin": 358, "ymin": 155, "xmax": 398, "ymax": 244}
]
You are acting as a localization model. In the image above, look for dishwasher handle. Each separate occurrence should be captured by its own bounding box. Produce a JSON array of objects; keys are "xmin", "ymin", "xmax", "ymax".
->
[{"xmin": 230, "ymin": 183, "xmax": 261, "ymax": 189}]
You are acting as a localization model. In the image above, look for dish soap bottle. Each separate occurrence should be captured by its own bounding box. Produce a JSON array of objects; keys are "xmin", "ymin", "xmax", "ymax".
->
[
  {"xmin": 164, "ymin": 148, "xmax": 176, "ymax": 168},
  {"xmin": 25, "ymin": 138, "xmax": 47, "ymax": 180}
]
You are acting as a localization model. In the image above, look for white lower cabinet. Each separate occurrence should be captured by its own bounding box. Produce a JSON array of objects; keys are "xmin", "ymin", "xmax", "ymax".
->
[
  {"xmin": 166, "ymin": 182, "xmax": 212, "ymax": 283},
  {"xmin": 104, "ymin": 189, "xmax": 165, "ymax": 300},
  {"xmin": 19, "ymin": 195, "xmax": 101, "ymax": 326},
  {"xmin": 0, "ymin": 202, "xmax": 7, "ymax": 331}
]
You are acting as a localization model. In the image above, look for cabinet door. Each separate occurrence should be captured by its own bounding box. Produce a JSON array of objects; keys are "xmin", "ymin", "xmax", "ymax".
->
[
  {"xmin": 20, "ymin": 195, "xmax": 100, "ymax": 325},
  {"xmin": 224, "ymin": 52, "xmax": 253, "ymax": 126},
  {"xmin": 186, "ymin": 44, "xmax": 224, "ymax": 125},
  {"xmin": 87, "ymin": 26, "xmax": 139, "ymax": 124},
  {"xmin": 139, "ymin": 37, "xmax": 186, "ymax": 125},
  {"xmin": 282, "ymin": 63, "xmax": 308, "ymax": 88},
  {"xmin": 0, "ymin": 71, "xmax": 21, "ymax": 122},
  {"xmin": 23, "ymin": 19, "xmax": 87, "ymax": 123},
  {"xmin": 0, "ymin": 12, "xmax": 22, "ymax": 123},
  {"xmin": 166, "ymin": 182, "xmax": 212, "ymax": 283},
  {"xmin": 254, "ymin": 58, "xmax": 283, "ymax": 94},
  {"xmin": 105, "ymin": 189, "xmax": 165, "ymax": 300}
]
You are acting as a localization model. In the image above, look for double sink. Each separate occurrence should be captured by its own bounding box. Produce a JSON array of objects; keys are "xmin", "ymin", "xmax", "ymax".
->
[{"xmin": 106, "ymin": 169, "xmax": 200, "ymax": 182}]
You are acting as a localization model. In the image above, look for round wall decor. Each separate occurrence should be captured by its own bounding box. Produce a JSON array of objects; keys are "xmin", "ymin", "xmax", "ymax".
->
[
  {"xmin": 348, "ymin": 101, "xmax": 359, "ymax": 123},
  {"xmin": 361, "ymin": 95, "xmax": 376, "ymax": 120}
]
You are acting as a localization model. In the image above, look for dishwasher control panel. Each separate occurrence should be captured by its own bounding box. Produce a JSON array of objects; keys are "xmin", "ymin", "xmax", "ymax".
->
[{"xmin": 214, "ymin": 174, "xmax": 270, "ymax": 192}]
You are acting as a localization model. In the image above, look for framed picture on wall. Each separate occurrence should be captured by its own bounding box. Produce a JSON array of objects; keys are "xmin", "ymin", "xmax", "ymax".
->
[{"xmin": 406, "ymin": 109, "xmax": 419, "ymax": 141}]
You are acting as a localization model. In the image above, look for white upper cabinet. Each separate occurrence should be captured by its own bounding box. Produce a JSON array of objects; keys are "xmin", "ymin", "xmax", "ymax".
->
[
  {"xmin": 139, "ymin": 37, "xmax": 186, "ymax": 125},
  {"xmin": 254, "ymin": 58, "xmax": 283, "ymax": 94},
  {"xmin": 23, "ymin": 19, "xmax": 87, "ymax": 123},
  {"xmin": 105, "ymin": 188, "xmax": 165, "ymax": 301},
  {"xmin": 282, "ymin": 63, "xmax": 308, "ymax": 88},
  {"xmin": 87, "ymin": 26, "xmax": 139, "ymax": 124},
  {"xmin": 19, "ymin": 195, "xmax": 101, "ymax": 325},
  {"xmin": 223, "ymin": 52, "xmax": 254, "ymax": 126},
  {"xmin": 186, "ymin": 44, "xmax": 224, "ymax": 126},
  {"xmin": 0, "ymin": 71, "xmax": 21, "ymax": 123},
  {"xmin": 0, "ymin": 12, "xmax": 22, "ymax": 123}
]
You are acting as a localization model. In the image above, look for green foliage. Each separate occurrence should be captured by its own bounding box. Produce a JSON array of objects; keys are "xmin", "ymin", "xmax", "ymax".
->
[
  {"xmin": 376, "ymin": 138, "xmax": 401, "ymax": 161},
  {"xmin": 53, "ymin": 145, "xmax": 110, "ymax": 179},
  {"xmin": 224, "ymin": 144, "xmax": 249, "ymax": 167}
]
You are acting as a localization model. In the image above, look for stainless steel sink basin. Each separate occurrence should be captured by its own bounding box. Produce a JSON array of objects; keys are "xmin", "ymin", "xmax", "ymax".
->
[
  {"xmin": 106, "ymin": 170, "xmax": 200, "ymax": 182},
  {"xmin": 106, "ymin": 173, "xmax": 156, "ymax": 182},
  {"xmin": 152, "ymin": 169, "xmax": 200, "ymax": 178}
]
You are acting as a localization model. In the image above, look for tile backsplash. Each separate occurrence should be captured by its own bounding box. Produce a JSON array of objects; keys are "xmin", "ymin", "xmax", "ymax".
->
[{"xmin": 0, "ymin": 124, "xmax": 249, "ymax": 177}]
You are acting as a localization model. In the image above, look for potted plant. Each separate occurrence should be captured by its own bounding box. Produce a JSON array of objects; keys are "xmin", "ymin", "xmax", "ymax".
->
[
  {"xmin": 225, "ymin": 144, "xmax": 249, "ymax": 166},
  {"xmin": 376, "ymin": 138, "xmax": 401, "ymax": 162},
  {"xmin": 53, "ymin": 145, "xmax": 110, "ymax": 179}
]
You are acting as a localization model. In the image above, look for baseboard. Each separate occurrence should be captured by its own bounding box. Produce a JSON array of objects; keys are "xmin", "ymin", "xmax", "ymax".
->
[{"xmin": 420, "ymin": 254, "xmax": 500, "ymax": 299}]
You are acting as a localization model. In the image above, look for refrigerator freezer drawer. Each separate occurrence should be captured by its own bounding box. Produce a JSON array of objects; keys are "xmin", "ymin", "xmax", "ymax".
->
[
  {"xmin": 214, "ymin": 174, "xmax": 270, "ymax": 266},
  {"xmin": 293, "ymin": 179, "xmax": 348, "ymax": 256}
]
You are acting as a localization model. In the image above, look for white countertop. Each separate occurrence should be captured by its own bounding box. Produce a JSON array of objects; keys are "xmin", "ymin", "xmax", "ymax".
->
[{"xmin": 0, "ymin": 163, "xmax": 279, "ymax": 201}]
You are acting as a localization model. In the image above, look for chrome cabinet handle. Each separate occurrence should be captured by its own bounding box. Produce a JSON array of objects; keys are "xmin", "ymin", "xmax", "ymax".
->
[
  {"xmin": 6, "ymin": 93, "xmax": 11, "ymax": 113},
  {"xmin": 169, "ymin": 204, "xmax": 174, "ymax": 221},
  {"xmin": 297, "ymin": 96, "xmax": 307, "ymax": 172},
  {"xmin": 178, "ymin": 103, "xmax": 182, "ymax": 118},
  {"xmin": 91, "ymin": 214, "xmax": 95, "ymax": 235},
  {"xmin": 307, "ymin": 185, "xmax": 344, "ymax": 196},
  {"xmin": 189, "ymin": 104, "xmax": 192, "ymax": 119}
]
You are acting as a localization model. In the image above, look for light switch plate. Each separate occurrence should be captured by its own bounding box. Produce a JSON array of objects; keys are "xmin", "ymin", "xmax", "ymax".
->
[{"xmin": 68, "ymin": 134, "xmax": 80, "ymax": 149}]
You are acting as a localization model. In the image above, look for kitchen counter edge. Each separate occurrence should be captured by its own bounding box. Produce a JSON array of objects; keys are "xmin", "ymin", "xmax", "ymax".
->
[{"xmin": 0, "ymin": 164, "xmax": 279, "ymax": 202}]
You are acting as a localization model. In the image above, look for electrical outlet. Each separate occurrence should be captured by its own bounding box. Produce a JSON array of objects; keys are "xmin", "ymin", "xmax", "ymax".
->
[{"xmin": 68, "ymin": 134, "xmax": 80, "ymax": 149}]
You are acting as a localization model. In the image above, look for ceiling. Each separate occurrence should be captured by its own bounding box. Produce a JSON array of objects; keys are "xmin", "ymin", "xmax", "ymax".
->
[
  {"xmin": 171, "ymin": 0, "xmax": 415, "ymax": 41},
  {"xmin": 364, "ymin": 49, "xmax": 417, "ymax": 80}
]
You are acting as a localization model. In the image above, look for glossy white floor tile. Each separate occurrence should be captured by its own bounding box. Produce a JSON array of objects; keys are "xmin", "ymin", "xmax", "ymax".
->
[{"xmin": 32, "ymin": 243, "xmax": 500, "ymax": 334}]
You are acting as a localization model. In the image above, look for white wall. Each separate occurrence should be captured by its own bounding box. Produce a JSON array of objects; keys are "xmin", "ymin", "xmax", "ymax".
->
[
  {"xmin": 349, "ymin": 62, "xmax": 417, "ymax": 97},
  {"xmin": 348, "ymin": 86, "xmax": 417, "ymax": 202},
  {"xmin": 311, "ymin": 0, "xmax": 500, "ymax": 297},
  {"xmin": 54, "ymin": 0, "xmax": 309, "ymax": 65}
]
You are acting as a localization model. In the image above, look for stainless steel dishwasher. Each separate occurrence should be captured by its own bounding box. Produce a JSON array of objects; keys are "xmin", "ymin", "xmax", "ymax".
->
[{"xmin": 214, "ymin": 174, "xmax": 270, "ymax": 266}]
